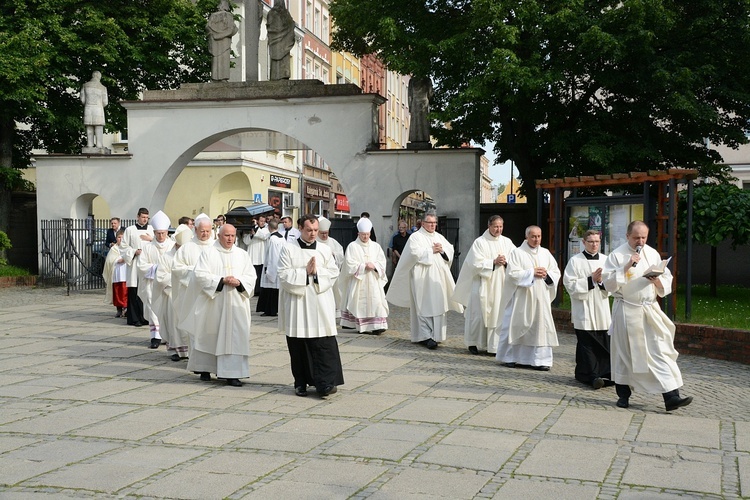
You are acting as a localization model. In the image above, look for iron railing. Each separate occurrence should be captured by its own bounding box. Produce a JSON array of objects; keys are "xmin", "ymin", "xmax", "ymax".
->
[{"xmin": 39, "ymin": 218, "xmax": 135, "ymax": 293}]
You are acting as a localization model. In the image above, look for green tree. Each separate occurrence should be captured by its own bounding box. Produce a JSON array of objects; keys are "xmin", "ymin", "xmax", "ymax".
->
[
  {"xmin": 679, "ymin": 183, "xmax": 750, "ymax": 296},
  {"xmin": 331, "ymin": 0, "xmax": 750, "ymax": 214},
  {"xmin": 0, "ymin": 0, "xmax": 216, "ymax": 230}
]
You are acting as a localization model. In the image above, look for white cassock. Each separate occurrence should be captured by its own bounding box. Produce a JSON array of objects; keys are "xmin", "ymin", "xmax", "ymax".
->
[
  {"xmin": 452, "ymin": 230, "xmax": 515, "ymax": 353},
  {"xmin": 172, "ymin": 238, "xmax": 214, "ymax": 357},
  {"xmin": 496, "ymin": 241, "xmax": 560, "ymax": 367},
  {"xmin": 186, "ymin": 241, "xmax": 256, "ymax": 379},
  {"xmin": 564, "ymin": 252, "xmax": 611, "ymax": 331},
  {"xmin": 102, "ymin": 244, "xmax": 127, "ymax": 305},
  {"xmin": 261, "ymin": 233, "xmax": 286, "ymax": 290},
  {"xmin": 243, "ymin": 225, "xmax": 270, "ymax": 266},
  {"xmin": 120, "ymin": 223, "xmax": 153, "ymax": 288},
  {"xmin": 137, "ymin": 238, "xmax": 175, "ymax": 337},
  {"xmin": 153, "ymin": 246, "xmax": 177, "ymax": 349},
  {"xmin": 339, "ymin": 239, "xmax": 389, "ymax": 333},
  {"xmin": 603, "ymin": 243, "xmax": 682, "ymax": 393},
  {"xmin": 278, "ymin": 240, "xmax": 339, "ymax": 338},
  {"xmin": 386, "ymin": 228, "xmax": 463, "ymax": 343},
  {"xmin": 317, "ymin": 235, "xmax": 345, "ymax": 316}
]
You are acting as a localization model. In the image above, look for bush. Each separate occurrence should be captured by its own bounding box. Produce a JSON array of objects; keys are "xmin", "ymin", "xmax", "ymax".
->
[{"xmin": 0, "ymin": 230, "xmax": 11, "ymax": 266}]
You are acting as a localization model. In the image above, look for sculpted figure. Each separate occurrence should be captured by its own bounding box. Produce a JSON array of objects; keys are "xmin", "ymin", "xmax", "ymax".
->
[
  {"xmin": 81, "ymin": 71, "xmax": 108, "ymax": 149},
  {"xmin": 267, "ymin": 0, "xmax": 295, "ymax": 80},
  {"xmin": 408, "ymin": 76, "xmax": 433, "ymax": 145},
  {"xmin": 207, "ymin": 0, "xmax": 239, "ymax": 81}
]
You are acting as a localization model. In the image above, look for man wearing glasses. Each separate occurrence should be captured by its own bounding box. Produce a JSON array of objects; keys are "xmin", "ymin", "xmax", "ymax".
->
[
  {"xmin": 386, "ymin": 211, "xmax": 463, "ymax": 349},
  {"xmin": 563, "ymin": 230, "xmax": 613, "ymax": 389}
]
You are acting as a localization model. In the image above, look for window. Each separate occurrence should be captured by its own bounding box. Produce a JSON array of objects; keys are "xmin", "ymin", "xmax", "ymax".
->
[
  {"xmin": 314, "ymin": 7, "xmax": 320, "ymax": 36},
  {"xmin": 305, "ymin": 57, "xmax": 312, "ymax": 79},
  {"xmin": 743, "ymin": 181, "xmax": 750, "ymax": 190},
  {"xmin": 306, "ymin": 0, "xmax": 312, "ymax": 29},
  {"xmin": 321, "ymin": 68, "xmax": 329, "ymax": 84},
  {"xmin": 322, "ymin": 14, "xmax": 329, "ymax": 43}
]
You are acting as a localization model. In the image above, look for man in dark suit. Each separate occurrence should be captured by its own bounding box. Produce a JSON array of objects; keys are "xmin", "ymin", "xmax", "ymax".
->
[{"xmin": 106, "ymin": 217, "xmax": 121, "ymax": 249}]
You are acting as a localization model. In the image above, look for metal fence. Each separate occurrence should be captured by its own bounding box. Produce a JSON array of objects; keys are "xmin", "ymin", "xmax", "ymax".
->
[{"xmin": 39, "ymin": 218, "xmax": 135, "ymax": 292}]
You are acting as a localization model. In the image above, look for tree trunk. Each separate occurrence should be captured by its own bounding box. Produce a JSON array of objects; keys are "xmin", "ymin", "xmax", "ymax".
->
[
  {"xmin": 710, "ymin": 245, "xmax": 717, "ymax": 297},
  {"xmin": 0, "ymin": 116, "xmax": 14, "ymax": 233}
]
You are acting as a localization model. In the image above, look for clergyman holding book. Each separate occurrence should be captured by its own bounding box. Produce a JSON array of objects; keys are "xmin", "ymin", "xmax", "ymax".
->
[{"xmin": 602, "ymin": 220, "xmax": 692, "ymax": 412}]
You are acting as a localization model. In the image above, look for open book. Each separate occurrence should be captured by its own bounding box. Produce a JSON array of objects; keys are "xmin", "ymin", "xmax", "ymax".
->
[{"xmin": 642, "ymin": 256, "xmax": 672, "ymax": 279}]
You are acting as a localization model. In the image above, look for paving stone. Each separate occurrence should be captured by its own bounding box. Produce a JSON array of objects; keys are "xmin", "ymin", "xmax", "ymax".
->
[
  {"xmin": 374, "ymin": 468, "xmax": 489, "ymax": 499},
  {"xmin": 310, "ymin": 393, "xmax": 408, "ymax": 418},
  {"xmin": 239, "ymin": 480, "xmax": 357, "ymax": 499},
  {"xmin": 277, "ymin": 458, "xmax": 388, "ymax": 487},
  {"xmin": 736, "ymin": 421, "xmax": 750, "ymax": 452},
  {"xmin": 385, "ymin": 398, "xmax": 477, "ymax": 424},
  {"xmin": 548, "ymin": 407, "xmax": 632, "ymax": 439},
  {"xmin": 515, "ymin": 439, "xmax": 618, "ymax": 481},
  {"xmin": 492, "ymin": 478, "xmax": 599, "ymax": 499},
  {"xmin": 621, "ymin": 450, "xmax": 722, "ymax": 494},
  {"xmin": 366, "ymin": 373, "xmax": 444, "ymax": 396},
  {"xmin": 463, "ymin": 402, "xmax": 554, "ymax": 432},
  {"xmin": 739, "ymin": 455, "xmax": 750, "ymax": 498},
  {"xmin": 636, "ymin": 414, "xmax": 720, "ymax": 448}
]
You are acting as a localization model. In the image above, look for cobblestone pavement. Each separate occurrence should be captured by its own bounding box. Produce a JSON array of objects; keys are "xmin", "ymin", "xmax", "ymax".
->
[{"xmin": 0, "ymin": 286, "xmax": 748, "ymax": 499}]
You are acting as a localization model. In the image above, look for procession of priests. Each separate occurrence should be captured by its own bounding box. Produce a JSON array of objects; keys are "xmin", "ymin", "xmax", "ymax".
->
[{"xmin": 106, "ymin": 207, "xmax": 691, "ymax": 410}]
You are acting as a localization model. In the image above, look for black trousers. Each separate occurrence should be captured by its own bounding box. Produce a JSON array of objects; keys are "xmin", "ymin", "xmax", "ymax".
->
[
  {"xmin": 574, "ymin": 328, "xmax": 611, "ymax": 385},
  {"xmin": 253, "ymin": 264, "xmax": 262, "ymax": 296},
  {"xmin": 286, "ymin": 336, "xmax": 345, "ymax": 391},
  {"xmin": 126, "ymin": 287, "xmax": 146, "ymax": 325}
]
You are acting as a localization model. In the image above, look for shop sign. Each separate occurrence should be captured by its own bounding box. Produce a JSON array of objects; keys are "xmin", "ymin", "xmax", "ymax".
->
[
  {"xmin": 335, "ymin": 194, "xmax": 350, "ymax": 212},
  {"xmin": 270, "ymin": 175, "xmax": 292, "ymax": 189},
  {"xmin": 305, "ymin": 182, "xmax": 330, "ymax": 200}
]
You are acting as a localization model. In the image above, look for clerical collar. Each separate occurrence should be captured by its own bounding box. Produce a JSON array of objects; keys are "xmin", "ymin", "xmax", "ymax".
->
[
  {"xmin": 270, "ymin": 231, "xmax": 283, "ymax": 238},
  {"xmin": 298, "ymin": 238, "xmax": 317, "ymax": 250},
  {"xmin": 135, "ymin": 223, "xmax": 148, "ymax": 230},
  {"xmin": 583, "ymin": 250, "xmax": 599, "ymax": 260}
]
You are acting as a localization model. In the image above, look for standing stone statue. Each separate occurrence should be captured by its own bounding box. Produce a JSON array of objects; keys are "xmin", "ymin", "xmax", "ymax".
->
[
  {"xmin": 407, "ymin": 76, "xmax": 434, "ymax": 148},
  {"xmin": 267, "ymin": 0, "xmax": 295, "ymax": 80},
  {"xmin": 207, "ymin": 0, "xmax": 239, "ymax": 81},
  {"xmin": 81, "ymin": 71, "xmax": 108, "ymax": 152}
]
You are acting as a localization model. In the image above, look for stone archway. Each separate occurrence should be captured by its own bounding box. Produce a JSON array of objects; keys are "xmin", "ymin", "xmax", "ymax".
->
[{"xmin": 34, "ymin": 81, "xmax": 481, "ymax": 268}]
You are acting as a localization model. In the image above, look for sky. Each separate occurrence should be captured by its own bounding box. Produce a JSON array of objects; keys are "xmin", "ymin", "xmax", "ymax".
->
[{"xmin": 478, "ymin": 141, "xmax": 514, "ymax": 186}]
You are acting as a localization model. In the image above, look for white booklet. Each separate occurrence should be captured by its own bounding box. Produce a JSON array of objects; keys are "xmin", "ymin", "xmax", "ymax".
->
[{"xmin": 642, "ymin": 256, "xmax": 672, "ymax": 279}]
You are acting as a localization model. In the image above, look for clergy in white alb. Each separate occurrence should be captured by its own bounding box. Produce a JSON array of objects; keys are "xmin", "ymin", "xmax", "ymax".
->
[
  {"xmin": 186, "ymin": 224, "xmax": 256, "ymax": 387},
  {"xmin": 120, "ymin": 207, "xmax": 153, "ymax": 326},
  {"xmin": 452, "ymin": 215, "xmax": 515, "ymax": 355},
  {"xmin": 102, "ymin": 228, "xmax": 127, "ymax": 317},
  {"xmin": 496, "ymin": 225, "xmax": 560, "ymax": 370},
  {"xmin": 278, "ymin": 214, "xmax": 344, "ymax": 398},
  {"xmin": 257, "ymin": 219, "xmax": 285, "ymax": 316},
  {"xmin": 339, "ymin": 217, "xmax": 389, "ymax": 334},
  {"xmin": 242, "ymin": 215, "xmax": 270, "ymax": 296},
  {"xmin": 386, "ymin": 212, "xmax": 463, "ymax": 349},
  {"xmin": 317, "ymin": 216, "xmax": 345, "ymax": 318},
  {"xmin": 563, "ymin": 230, "xmax": 612, "ymax": 388},
  {"xmin": 156, "ymin": 224, "xmax": 192, "ymax": 361},
  {"xmin": 136, "ymin": 210, "xmax": 175, "ymax": 349},
  {"xmin": 602, "ymin": 220, "xmax": 692, "ymax": 411},
  {"xmin": 173, "ymin": 217, "xmax": 214, "ymax": 360}
]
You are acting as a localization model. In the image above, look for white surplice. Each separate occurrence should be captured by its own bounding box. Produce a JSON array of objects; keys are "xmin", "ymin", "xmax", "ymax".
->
[
  {"xmin": 563, "ymin": 252, "xmax": 611, "ymax": 331},
  {"xmin": 603, "ymin": 243, "xmax": 682, "ymax": 394},
  {"xmin": 278, "ymin": 239, "xmax": 339, "ymax": 339},
  {"xmin": 386, "ymin": 228, "xmax": 463, "ymax": 343},
  {"xmin": 496, "ymin": 241, "xmax": 560, "ymax": 366},
  {"xmin": 243, "ymin": 225, "xmax": 270, "ymax": 265},
  {"xmin": 261, "ymin": 233, "xmax": 285, "ymax": 290},
  {"xmin": 137, "ymin": 238, "xmax": 175, "ymax": 335},
  {"xmin": 452, "ymin": 230, "xmax": 515, "ymax": 353},
  {"xmin": 339, "ymin": 238, "xmax": 389, "ymax": 332},
  {"xmin": 186, "ymin": 241, "xmax": 256, "ymax": 378},
  {"xmin": 120, "ymin": 223, "xmax": 153, "ymax": 288}
]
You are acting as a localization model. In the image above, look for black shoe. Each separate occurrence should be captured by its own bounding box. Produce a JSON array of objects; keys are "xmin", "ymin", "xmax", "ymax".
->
[
  {"xmin": 420, "ymin": 339, "xmax": 438, "ymax": 350},
  {"xmin": 370, "ymin": 329, "xmax": 386, "ymax": 335},
  {"xmin": 341, "ymin": 326, "xmax": 354, "ymax": 330},
  {"xmin": 468, "ymin": 346, "xmax": 479, "ymax": 355},
  {"xmin": 616, "ymin": 398, "xmax": 629, "ymax": 408},
  {"xmin": 199, "ymin": 372, "xmax": 211, "ymax": 382},
  {"xmin": 227, "ymin": 379, "xmax": 243, "ymax": 387},
  {"xmin": 132, "ymin": 322, "xmax": 143, "ymax": 327},
  {"xmin": 592, "ymin": 377, "xmax": 605, "ymax": 389},
  {"xmin": 502, "ymin": 362, "xmax": 516, "ymax": 368},
  {"xmin": 534, "ymin": 366, "xmax": 551, "ymax": 371},
  {"xmin": 665, "ymin": 395, "xmax": 693, "ymax": 411},
  {"xmin": 295, "ymin": 386, "xmax": 308, "ymax": 397},
  {"xmin": 260, "ymin": 313, "xmax": 277, "ymax": 317},
  {"xmin": 170, "ymin": 353, "xmax": 181, "ymax": 362},
  {"xmin": 317, "ymin": 385, "xmax": 337, "ymax": 397},
  {"xmin": 149, "ymin": 338, "xmax": 160, "ymax": 349}
]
